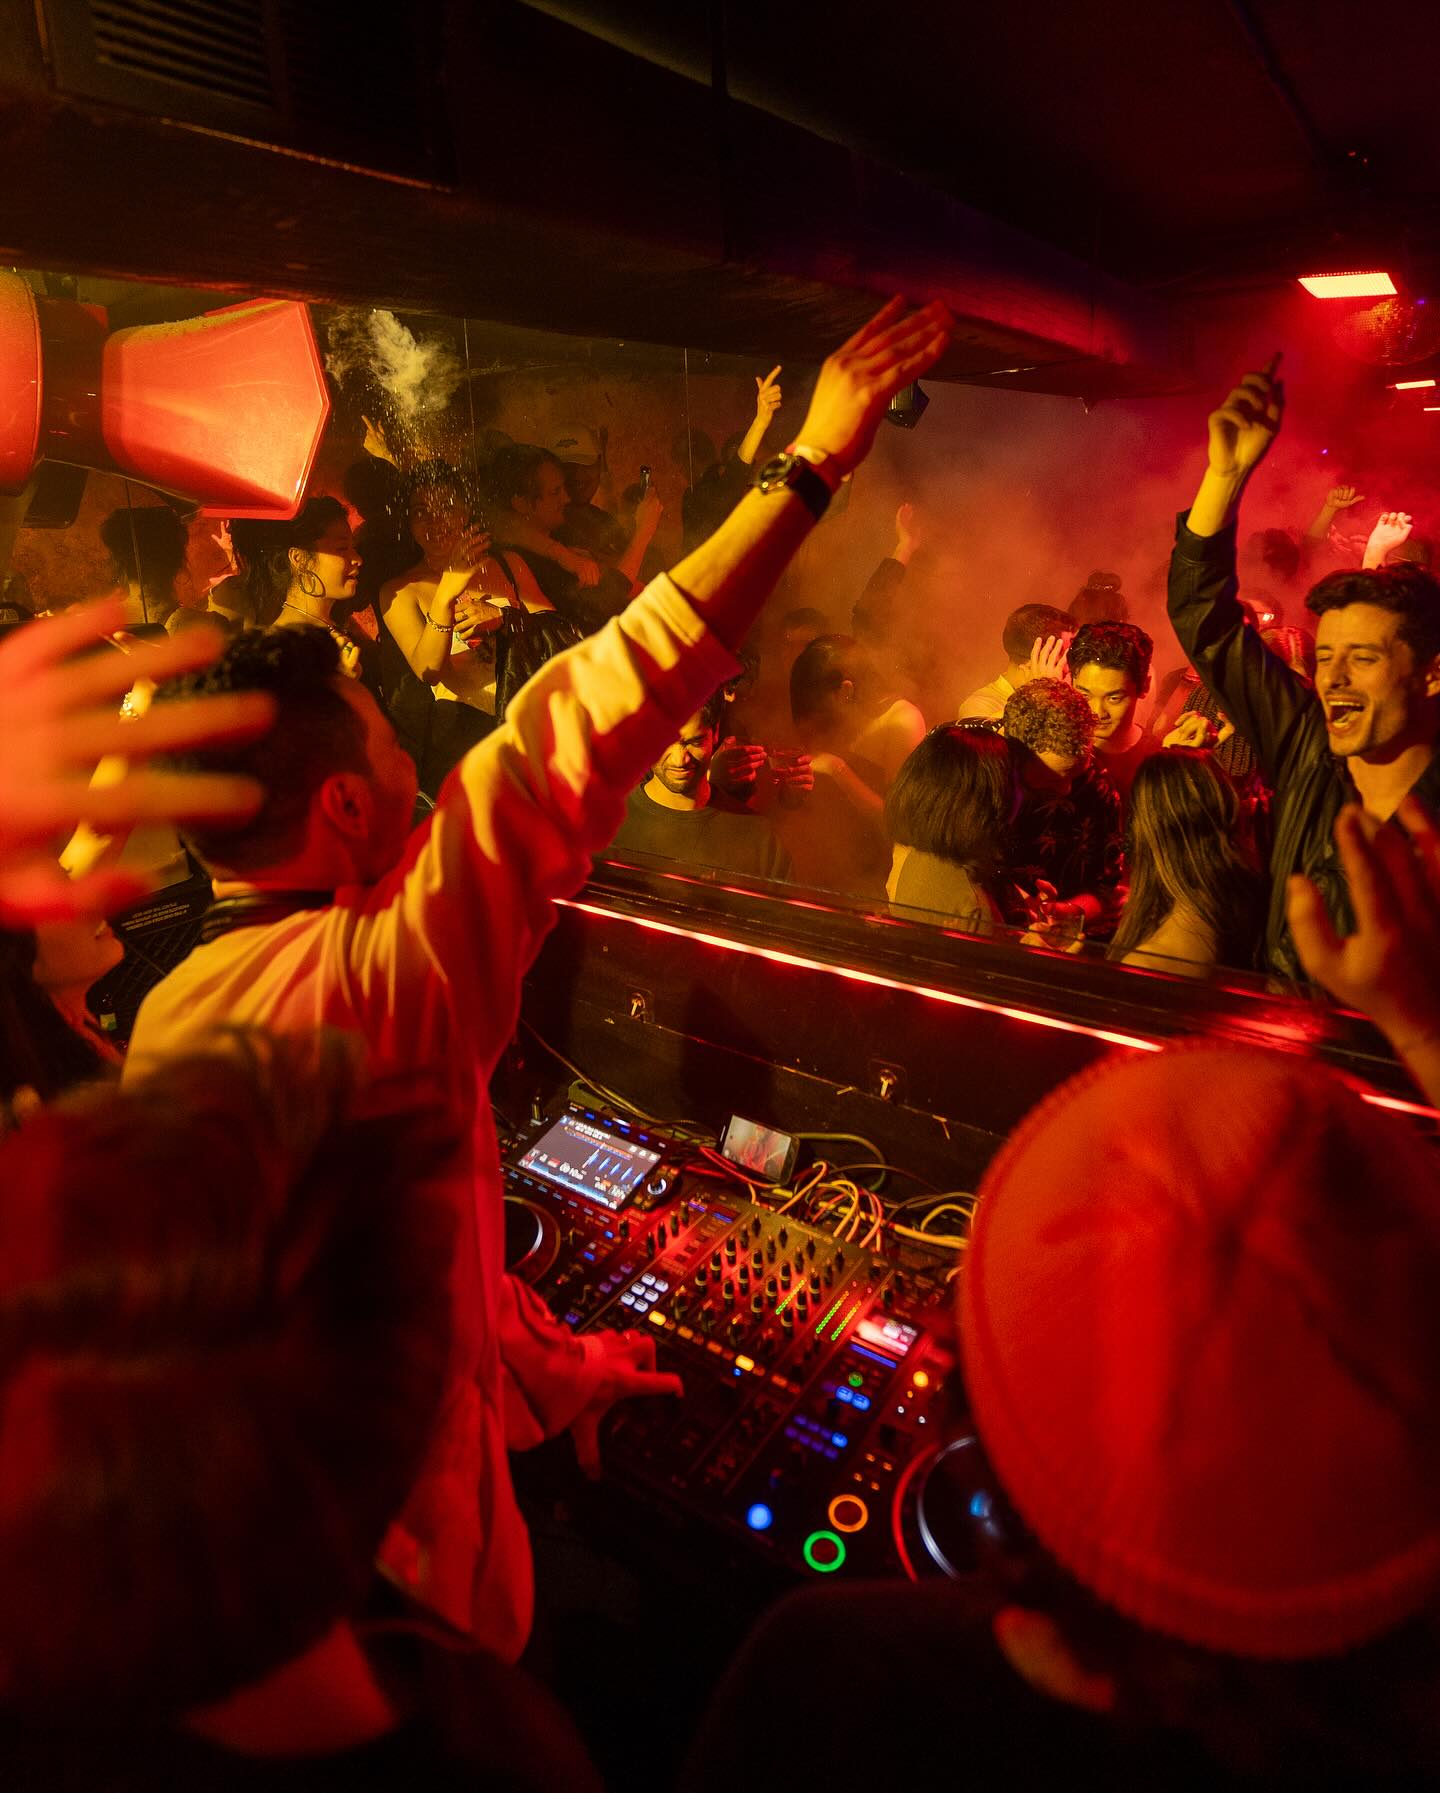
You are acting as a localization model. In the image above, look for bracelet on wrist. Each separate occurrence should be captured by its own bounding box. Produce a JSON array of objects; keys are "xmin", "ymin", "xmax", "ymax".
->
[{"xmin": 425, "ymin": 613, "xmax": 455, "ymax": 634}]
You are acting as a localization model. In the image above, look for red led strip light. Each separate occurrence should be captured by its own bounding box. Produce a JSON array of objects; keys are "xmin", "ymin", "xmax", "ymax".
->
[{"xmin": 557, "ymin": 898, "xmax": 1439, "ymax": 1122}]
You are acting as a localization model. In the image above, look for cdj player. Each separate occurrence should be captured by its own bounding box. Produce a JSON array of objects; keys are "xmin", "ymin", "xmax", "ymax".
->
[{"xmin": 503, "ymin": 1101, "xmax": 963, "ymax": 1582}]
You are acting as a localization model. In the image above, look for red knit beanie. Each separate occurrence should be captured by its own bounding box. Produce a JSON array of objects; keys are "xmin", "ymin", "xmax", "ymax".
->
[{"xmin": 961, "ymin": 1041, "xmax": 1440, "ymax": 1660}]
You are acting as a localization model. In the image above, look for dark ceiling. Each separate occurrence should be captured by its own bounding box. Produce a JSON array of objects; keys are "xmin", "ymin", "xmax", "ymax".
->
[{"xmin": 526, "ymin": 0, "xmax": 1440, "ymax": 294}]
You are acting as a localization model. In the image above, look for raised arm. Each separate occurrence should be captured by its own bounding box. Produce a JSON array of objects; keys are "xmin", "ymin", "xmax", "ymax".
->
[
  {"xmin": 378, "ymin": 525, "xmax": 490, "ymax": 685},
  {"xmin": 1168, "ymin": 357, "xmax": 1315, "ymax": 777},
  {"xmin": 352, "ymin": 298, "xmax": 953, "ymax": 1052},
  {"xmin": 1305, "ymin": 483, "xmax": 1364, "ymax": 544},
  {"xmin": 736, "ymin": 365, "xmax": 784, "ymax": 467}
]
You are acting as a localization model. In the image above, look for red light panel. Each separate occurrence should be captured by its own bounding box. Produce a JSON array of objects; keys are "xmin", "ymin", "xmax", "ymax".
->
[
  {"xmin": 1297, "ymin": 271, "xmax": 1397, "ymax": 298},
  {"xmin": 556, "ymin": 898, "xmax": 1440, "ymax": 1123}
]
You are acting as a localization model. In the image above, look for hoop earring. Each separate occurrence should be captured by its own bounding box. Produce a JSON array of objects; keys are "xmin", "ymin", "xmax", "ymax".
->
[{"xmin": 297, "ymin": 566, "xmax": 325, "ymax": 600}]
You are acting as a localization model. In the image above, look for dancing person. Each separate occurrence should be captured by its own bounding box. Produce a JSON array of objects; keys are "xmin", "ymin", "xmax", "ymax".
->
[
  {"xmin": 885, "ymin": 726, "xmax": 1019, "ymax": 929},
  {"xmin": 958, "ymin": 604, "xmax": 1074, "ymax": 721},
  {"xmin": 610, "ymin": 692, "xmax": 791, "ymax": 881},
  {"xmin": 1168, "ymin": 356, "xmax": 1440, "ymax": 981},
  {"xmin": 999, "ymin": 678, "xmax": 1124, "ymax": 938},
  {"xmin": 1066, "ymin": 622, "xmax": 1159, "ymax": 807},
  {"xmin": 1107, "ymin": 749, "xmax": 1265, "ymax": 977},
  {"xmin": 126, "ymin": 297, "xmax": 954, "ymax": 1658}
]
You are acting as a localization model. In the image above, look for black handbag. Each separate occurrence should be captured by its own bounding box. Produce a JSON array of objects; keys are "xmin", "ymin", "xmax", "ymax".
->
[{"xmin": 493, "ymin": 605, "xmax": 584, "ymax": 715}]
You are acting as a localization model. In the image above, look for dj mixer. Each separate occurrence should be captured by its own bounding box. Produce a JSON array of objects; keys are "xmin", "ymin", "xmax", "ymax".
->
[{"xmin": 502, "ymin": 1102, "xmax": 963, "ymax": 1581}]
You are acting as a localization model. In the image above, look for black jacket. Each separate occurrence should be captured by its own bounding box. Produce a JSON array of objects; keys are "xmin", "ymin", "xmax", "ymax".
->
[{"xmin": 1167, "ymin": 513, "xmax": 1440, "ymax": 982}]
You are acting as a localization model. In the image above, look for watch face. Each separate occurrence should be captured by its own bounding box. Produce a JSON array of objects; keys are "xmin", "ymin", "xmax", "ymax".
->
[{"xmin": 756, "ymin": 454, "xmax": 796, "ymax": 491}]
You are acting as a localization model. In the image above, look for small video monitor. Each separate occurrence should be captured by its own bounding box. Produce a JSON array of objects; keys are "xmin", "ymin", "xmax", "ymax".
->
[
  {"xmin": 517, "ymin": 1112, "xmax": 660, "ymax": 1211},
  {"xmin": 719, "ymin": 1114, "xmax": 798, "ymax": 1183}
]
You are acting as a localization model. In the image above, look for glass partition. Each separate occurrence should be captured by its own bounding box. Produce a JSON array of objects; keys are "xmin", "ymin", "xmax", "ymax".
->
[{"xmin": 0, "ymin": 266, "xmax": 1325, "ymax": 1019}]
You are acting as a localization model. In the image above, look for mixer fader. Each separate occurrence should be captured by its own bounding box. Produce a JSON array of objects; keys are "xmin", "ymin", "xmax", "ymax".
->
[{"xmin": 503, "ymin": 1102, "xmax": 960, "ymax": 1579}]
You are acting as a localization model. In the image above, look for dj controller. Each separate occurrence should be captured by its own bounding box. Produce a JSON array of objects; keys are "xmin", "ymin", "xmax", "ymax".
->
[{"xmin": 502, "ymin": 1101, "xmax": 965, "ymax": 1583}]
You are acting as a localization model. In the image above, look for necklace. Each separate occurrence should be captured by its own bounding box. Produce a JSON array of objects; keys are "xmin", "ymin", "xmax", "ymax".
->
[{"xmin": 281, "ymin": 602, "xmax": 362, "ymax": 679}]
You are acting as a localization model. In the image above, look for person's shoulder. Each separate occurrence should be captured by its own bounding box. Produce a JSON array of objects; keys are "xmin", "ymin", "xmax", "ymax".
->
[{"xmin": 958, "ymin": 681, "xmax": 1005, "ymax": 720}]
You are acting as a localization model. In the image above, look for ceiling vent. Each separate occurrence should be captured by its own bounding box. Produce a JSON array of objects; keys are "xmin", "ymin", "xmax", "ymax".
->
[{"xmin": 39, "ymin": 0, "xmax": 451, "ymax": 181}]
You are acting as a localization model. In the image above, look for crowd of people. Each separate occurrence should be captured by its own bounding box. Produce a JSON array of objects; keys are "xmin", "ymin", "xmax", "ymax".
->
[{"xmin": 2, "ymin": 304, "xmax": 1440, "ymax": 1789}]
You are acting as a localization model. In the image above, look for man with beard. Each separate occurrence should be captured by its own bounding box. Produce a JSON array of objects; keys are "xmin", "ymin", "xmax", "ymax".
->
[{"xmin": 610, "ymin": 691, "xmax": 791, "ymax": 882}]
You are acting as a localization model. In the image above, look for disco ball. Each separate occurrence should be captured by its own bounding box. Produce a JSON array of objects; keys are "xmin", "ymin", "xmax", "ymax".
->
[{"xmin": 1332, "ymin": 297, "xmax": 1440, "ymax": 366}]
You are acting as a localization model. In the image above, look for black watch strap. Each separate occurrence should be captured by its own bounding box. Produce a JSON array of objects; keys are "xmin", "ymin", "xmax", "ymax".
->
[{"xmin": 752, "ymin": 452, "xmax": 832, "ymax": 521}]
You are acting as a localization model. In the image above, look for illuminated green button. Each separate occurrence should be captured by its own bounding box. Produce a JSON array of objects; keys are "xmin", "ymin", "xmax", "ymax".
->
[
  {"xmin": 848, "ymin": 1373, "xmax": 863, "ymax": 1389},
  {"xmin": 803, "ymin": 1529, "xmax": 847, "ymax": 1574}
]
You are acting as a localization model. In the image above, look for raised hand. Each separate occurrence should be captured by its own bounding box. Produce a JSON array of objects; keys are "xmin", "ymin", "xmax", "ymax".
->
[
  {"xmin": 1027, "ymin": 634, "xmax": 1071, "ymax": 683},
  {"xmin": 895, "ymin": 501, "xmax": 921, "ymax": 562},
  {"xmin": 1287, "ymin": 799, "xmax": 1440, "ymax": 1055},
  {"xmin": 754, "ymin": 365, "xmax": 783, "ymax": 421},
  {"xmin": 1326, "ymin": 484, "xmax": 1364, "ymax": 512},
  {"xmin": 1363, "ymin": 510, "xmax": 1414, "ymax": 568},
  {"xmin": 710, "ymin": 738, "xmax": 768, "ymax": 798},
  {"xmin": 795, "ymin": 296, "xmax": 953, "ymax": 476},
  {"xmin": 0, "ymin": 601, "xmax": 272, "ymax": 924},
  {"xmin": 1206, "ymin": 355, "xmax": 1284, "ymax": 481}
]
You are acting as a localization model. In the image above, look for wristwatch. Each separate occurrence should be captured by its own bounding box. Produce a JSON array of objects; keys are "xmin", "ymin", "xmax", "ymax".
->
[{"xmin": 752, "ymin": 450, "xmax": 835, "ymax": 521}]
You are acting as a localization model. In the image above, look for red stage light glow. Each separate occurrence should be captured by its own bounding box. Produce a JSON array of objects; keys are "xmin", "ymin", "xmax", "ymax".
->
[
  {"xmin": 1297, "ymin": 272, "xmax": 1397, "ymax": 298},
  {"xmin": 556, "ymin": 898, "xmax": 1440, "ymax": 1123}
]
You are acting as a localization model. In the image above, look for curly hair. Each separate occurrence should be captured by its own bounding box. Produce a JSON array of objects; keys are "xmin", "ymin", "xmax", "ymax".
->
[
  {"xmin": 155, "ymin": 624, "xmax": 368, "ymax": 872},
  {"xmin": 1306, "ymin": 565, "xmax": 1440, "ymax": 667},
  {"xmin": 0, "ymin": 1029, "xmax": 457, "ymax": 1713},
  {"xmin": 1067, "ymin": 621, "xmax": 1154, "ymax": 691},
  {"xmin": 1001, "ymin": 677, "xmax": 1095, "ymax": 759}
]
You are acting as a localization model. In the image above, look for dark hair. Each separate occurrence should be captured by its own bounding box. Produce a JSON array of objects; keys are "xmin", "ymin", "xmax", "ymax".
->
[
  {"xmin": 1108, "ymin": 749, "xmax": 1265, "ymax": 968},
  {"xmin": 1001, "ymin": 677, "xmax": 1094, "ymax": 758},
  {"xmin": 407, "ymin": 459, "xmax": 474, "ymax": 511},
  {"xmin": 0, "ymin": 1030, "xmax": 455, "ymax": 1713},
  {"xmin": 98, "ymin": 507, "xmax": 188, "ymax": 613},
  {"xmin": 1067, "ymin": 572, "xmax": 1128, "ymax": 625},
  {"xmin": 790, "ymin": 633, "xmax": 865, "ymax": 727},
  {"xmin": 155, "ymin": 626, "xmax": 369, "ymax": 872},
  {"xmin": 1067, "ymin": 620, "xmax": 1154, "ymax": 691},
  {"xmin": 696, "ymin": 689, "xmax": 726, "ymax": 734},
  {"xmin": 885, "ymin": 728, "xmax": 1016, "ymax": 875},
  {"xmin": 1248, "ymin": 526, "xmax": 1301, "ymax": 585},
  {"xmin": 488, "ymin": 444, "xmax": 563, "ymax": 513},
  {"xmin": 235, "ymin": 495, "xmax": 350, "ymax": 630},
  {"xmin": 1001, "ymin": 603, "xmax": 1072, "ymax": 663},
  {"xmin": 341, "ymin": 454, "xmax": 405, "ymax": 522},
  {"xmin": 0, "ymin": 930, "xmax": 108, "ymax": 1108},
  {"xmin": 1305, "ymin": 565, "xmax": 1440, "ymax": 667}
]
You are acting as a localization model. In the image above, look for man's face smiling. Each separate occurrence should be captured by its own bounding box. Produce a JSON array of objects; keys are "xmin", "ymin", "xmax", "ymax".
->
[
  {"xmin": 1314, "ymin": 603, "xmax": 1440, "ymax": 758},
  {"xmin": 1071, "ymin": 661, "xmax": 1140, "ymax": 747}
]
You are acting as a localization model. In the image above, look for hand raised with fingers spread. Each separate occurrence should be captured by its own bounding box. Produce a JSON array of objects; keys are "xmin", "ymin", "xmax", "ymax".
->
[
  {"xmin": 754, "ymin": 365, "xmax": 783, "ymax": 421},
  {"xmin": 0, "ymin": 601, "xmax": 273, "ymax": 924},
  {"xmin": 1286, "ymin": 799, "xmax": 1440, "ymax": 1053},
  {"xmin": 1027, "ymin": 634, "xmax": 1071, "ymax": 684},
  {"xmin": 569, "ymin": 1328, "xmax": 683, "ymax": 1479},
  {"xmin": 795, "ymin": 296, "xmax": 953, "ymax": 476},
  {"xmin": 1207, "ymin": 354, "xmax": 1285, "ymax": 481}
]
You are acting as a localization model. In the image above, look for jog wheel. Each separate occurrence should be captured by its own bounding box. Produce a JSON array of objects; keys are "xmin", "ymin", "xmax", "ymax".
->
[
  {"xmin": 893, "ymin": 1434, "xmax": 996, "ymax": 1579},
  {"xmin": 504, "ymin": 1197, "xmax": 557, "ymax": 1280}
]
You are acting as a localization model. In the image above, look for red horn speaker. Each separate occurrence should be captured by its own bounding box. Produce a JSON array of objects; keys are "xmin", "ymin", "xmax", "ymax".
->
[{"xmin": 0, "ymin": 274, "xmax": 330, "ymax": 519}]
